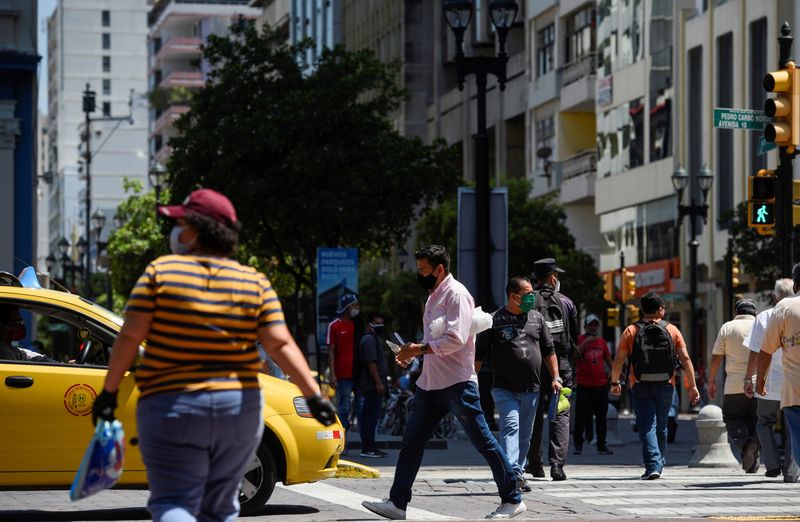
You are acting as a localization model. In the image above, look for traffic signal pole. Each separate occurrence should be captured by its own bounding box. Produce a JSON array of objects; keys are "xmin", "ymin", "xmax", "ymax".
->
[
  {"xmin": 619, "ymin": 252, "xmax": 626, "ymax": 328},
  {"xmin": 777, "ymin": 23, "xmax": 796, "ymax": 276}
]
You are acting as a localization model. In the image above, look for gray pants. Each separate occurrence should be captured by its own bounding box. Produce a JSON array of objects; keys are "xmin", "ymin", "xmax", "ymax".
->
[
  {"xmin": 722, "ymin": 393, "xmax": 758, "ymax": 452},
  {"xmin": 528, "ymin": 357, "xmax": 572, "ymax": 468},
  {"xmin": 757, "ymin": 398, "xmax": 799, "ymax": 479},
  {"xmin": 137, "ymin": 389, "xmax": 264, "ymax": 522}
]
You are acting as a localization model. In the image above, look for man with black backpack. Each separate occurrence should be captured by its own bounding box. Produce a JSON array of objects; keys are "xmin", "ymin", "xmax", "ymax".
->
[
  {"xmin": 610, "ymin": 292, "xmax": 699, "ymax": 479},
  {"xmin": 525, "ymin": 258, "xmax": 578, "ymax": 481}
]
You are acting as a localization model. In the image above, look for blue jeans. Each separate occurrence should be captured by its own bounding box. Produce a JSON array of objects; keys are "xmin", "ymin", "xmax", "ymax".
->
[
  {"xmin": 360, "ymin": 390, "xmax": 383, "ymax": 452},
  {"xmin": 136, "ymin": 390, "xmax": 264, "ymax": 522},
  {"xmin": 336, "ymin": 378, "xmax": 354, "ymax": 431},
  {"xmin": 389, "ymin": 381, "xmax": 520, "ymax": 510},
  {"xmin": 783, "ymin": 406, "xmax": 800, "ymax": 467},
  {"xmin": 491, "ymin": 387, "xmax": 539, "ymax": 477},
  {"xmin": 631, "ymin": 382, "xmax": 673, "ymax": 474}
]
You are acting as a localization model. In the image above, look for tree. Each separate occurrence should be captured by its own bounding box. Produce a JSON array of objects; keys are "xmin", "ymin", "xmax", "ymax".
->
[
  {"xmin": 166, "ymin": 22, "xmax": 459, "ymax": 306},
  {"xmin": 417, "ymin": 178, "xmax": 604, "ymax": 315}
]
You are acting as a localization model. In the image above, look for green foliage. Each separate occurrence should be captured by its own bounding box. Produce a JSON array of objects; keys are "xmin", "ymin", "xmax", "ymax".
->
[
  {"xmin": 415, "ymin": 178, "xmax": 603, "ymax": 315},
  {"xmin": 416, "ymin": 194, "xmax": 458, "ymax": 275},
  {"xmin": 107, "ymin": 179, "xmax": 169, "ymax": 302},
  {"xmin": 148, "ymin": 86, "xmax": 194, "ymax": 111},
  {"xmin": 358, "ymin": 265, "xmax": 425, "ymax": 341},
  {"xmin": 724, "ymin": 202, "xmax": 799, "ymax": 285},
  {"xmin": 166, "ymin": 22, "xmax": 460, "ymax": 303}
]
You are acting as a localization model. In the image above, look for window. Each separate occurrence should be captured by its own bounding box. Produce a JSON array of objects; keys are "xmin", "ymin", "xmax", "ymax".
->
[
  {"xmin": 750, "ymin": 19, "xmax": 768, "ymax": 175},
  {"xmin": 102, "ymin": 102, "xmax": 111, "ymax": 117},
  {"xmin": 102, "ymin": 79, "xmax": 110, "ymax": 95},
  {"xmin": 535, "ymin": 115, "xmax": 555, "ymax": 184},
  {"xmin": 717, "ymin": 33, "xmax": 733, "ymax": 228},
  {"xmin": 537, "ymin": 24, "xmax": 555, "ymax": 78},
  {"xmin": 102, "ymin": 33, "xmax": 110, "ymax": 50},
  {"xmin": 649, "ymin": 3, "xmax": 673, "ymax": 163},
  {"xmin": 102, "ymin": 56, "xmax": 110, "ymax": 73},
  {"xmin": 565, "ymin": 6, "xmax": 595, "ymax": 64},
  {"xmin": 101, "ymin": 10, "xmax": 110, "ymax": 27},
  {"xmin": 596, "ymin": 97, "xmax": 645, "ymax": 177}
]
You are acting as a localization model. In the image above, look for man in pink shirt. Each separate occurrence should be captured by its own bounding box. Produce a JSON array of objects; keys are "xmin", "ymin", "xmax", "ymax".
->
[{"xmin": 363, "ymin": 245, "xmax": 524, "ymax": 520}]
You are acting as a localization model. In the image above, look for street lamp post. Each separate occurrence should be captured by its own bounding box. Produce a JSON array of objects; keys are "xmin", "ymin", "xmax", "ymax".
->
[
  {"xmin": 672, "ymin": 164, "xmax": 714, "ymax": 366},
  {"xmin": 91, "ymin": 209, "xmax": 113, "ymax": 309},
  {"xmin": 443, "ymin": 0, "xmax": 518, "ymax": 310},
  {"xmin": 82, "ymin": 84, "xmax": 96, "ymax": 298},
  {"xmin": 148, "ymin": 162, "xmax": 167, "ymax": 219}
]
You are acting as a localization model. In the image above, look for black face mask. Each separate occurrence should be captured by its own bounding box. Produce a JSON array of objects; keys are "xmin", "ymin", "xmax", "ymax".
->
[
  {"xmin": 371, "ymin": 324, "xmax": 385, "ymax": 335},
  {"xmin": 417, "ymin": 271, "xmax": 438, "ymax": 290}
]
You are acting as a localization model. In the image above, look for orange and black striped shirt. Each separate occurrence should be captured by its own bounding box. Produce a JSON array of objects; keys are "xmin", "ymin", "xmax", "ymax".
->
[{"xmin": 125, "ymin": 255, "xmax": 285, "ymax": 398}]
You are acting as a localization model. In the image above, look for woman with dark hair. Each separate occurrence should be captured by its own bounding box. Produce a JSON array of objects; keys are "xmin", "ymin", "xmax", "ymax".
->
[{"xmin": 92, "ymin": 188, "xmax": 336, "ymax": 522}]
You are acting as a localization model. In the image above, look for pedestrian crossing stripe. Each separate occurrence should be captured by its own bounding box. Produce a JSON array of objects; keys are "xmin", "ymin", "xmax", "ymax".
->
[{"xmin": 710, "ymin": 517, "xmax": 800, "ymax": 521}]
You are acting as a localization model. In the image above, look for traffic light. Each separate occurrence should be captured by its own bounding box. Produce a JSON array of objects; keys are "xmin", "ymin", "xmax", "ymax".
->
[
  {"xmin": 748, "ymin": 169, "xmax": 777, "ymax": 235},
  {"xmin": 621, "ymin": 270, "xmax": 636, "ymax": 302},
  {"xmin": 731, "ymin": 254, "xmax": 740, "ymax": 287},
  {"xmin": 602, "ymin": 272, "xmax": 614, "ymax": 303},
  {"xmin": 607, "ymin": 306, "xmax": 619, "ymax": 328},
  {"xmin": 764, "ymin": 61, "xmax": 800, "ymax": 151},
  {"xmin": 626, "ymin": 304, "xmax": 640, "ymax": 324}
]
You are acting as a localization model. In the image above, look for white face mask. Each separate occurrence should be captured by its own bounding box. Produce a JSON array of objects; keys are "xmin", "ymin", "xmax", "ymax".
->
[
  {"xmin": 554, "ymin": 280, "xmax": 561, "ymax": 293},
  {"xmin": 169, "ymin": 225, "xmax": 192, "ymax": 255},
  {"xmin": 350, "ymin": 308, "xmax": 360, "ymax": 318}
]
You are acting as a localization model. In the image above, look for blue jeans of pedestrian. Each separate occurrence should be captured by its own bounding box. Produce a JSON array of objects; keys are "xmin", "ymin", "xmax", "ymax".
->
[
  {"xmin": 783, "ymin": 406, "xmax": 800, "ymax": 467},
  {"xmin": 336, "ymin": 378, "xmax": 354, "ymax": 431},
  {"xmin": 491, "ymin": 387, "xmax": 540, "ymax": 477},
  {"xmin": 136, "ymin": 389, "xmax": 264, "ymax": 522},
  {"xmin": 630, "ymin": 382, "xmax": 673, "ymax": 474},
  {"xmin": 360, "ymin": 390, "xmax": 383, "ymax": 452},
  {"xmin": 389, "ymin": 381, "xmax": 520, "ymax": 510}
]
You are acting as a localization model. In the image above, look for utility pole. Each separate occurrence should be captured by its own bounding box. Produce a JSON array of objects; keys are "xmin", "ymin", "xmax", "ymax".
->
[{"xmin": 82, "ymin": 84, "xmax": 95, "ymax": 298}]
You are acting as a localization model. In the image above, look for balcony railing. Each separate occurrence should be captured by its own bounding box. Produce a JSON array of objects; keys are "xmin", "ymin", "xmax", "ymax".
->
[
  {"xmin": 560, "ymin": 53, "xmax": 596, "ymax": 88},
  {"xmin": 160, "ymin": 70, "xmax": 204, "ymax": 89},
  {"xmin": 561, "ymin": 149, "xmax": 597, "ymax": 180},
  {"xmin": 153, "ymin": 105, "xmax": 189, "ymax": 135},
  {"xmin": 154, "ymin": 36, "xmax": 202, "ymax": 65}
]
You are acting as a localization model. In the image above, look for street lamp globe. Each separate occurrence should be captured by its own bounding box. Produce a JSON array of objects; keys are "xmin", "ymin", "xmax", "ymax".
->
[
  {"xmin": 77, "ymin": 237, "xmax": 88, "ymax": 257},
  {"xmin": 443, "ymin": 0, "xmax": 473, "ymax": 32},
  {"xmin": 671, "ymin": 165, "xmax": 689, "ymax": 193},
  {"xmin": 91, "ymin": 208, "xmax": 106, "ymax": 234},
  {"xmin": 489, "ymin": 0, "xmax": 519, "ymax": 33},
  {"xmin": 58, "ymin": 237, "xmax": 70, "ymax": 255},
  {"xmin": 148, "ymin": 162, "xmax": 167, "ymax": 189},
  {"xmin": 45, "ymin": 253, "xmax": 56, "ymax": 273},
  {"xmin": 697, "ymin": 163, "xmax": 714, "ymax": 192},
  {"xmin": 112, "ymin": 213, "xmax": 125, "ymax": 230}
]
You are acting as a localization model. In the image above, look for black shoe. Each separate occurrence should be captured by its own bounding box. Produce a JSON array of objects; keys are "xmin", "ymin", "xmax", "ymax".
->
[
  {"xmin": 360, "ymin": 449, "xmax": 387, "ymax": 458},
  {"xmin": 550, "ymin": 465, "xmax": 567, "ymax": 481},
  {"xmin": 742, "ymin": 440, "xmax": 759, "ymax": 473},
  {"xmin": 597, "ymin": 445, "xmax": 614, "ymax": 455},
  {"xmin": 516, "ymin": 475, "xmax": 532, "ymax": 492},
  {"xmin": 527, "ymin": 464, "xmax": 545, "ymax": 478},
  {"xmin": 765, "ymin": 468, "xmax": 781, "ymax": 478},
  {"xmin": 784, "ymin": 475, "xmax": 798, "ymax": 483},
  {"xmin": 573, "ymin": 447, "xmax": 582, "ymax": 455}
]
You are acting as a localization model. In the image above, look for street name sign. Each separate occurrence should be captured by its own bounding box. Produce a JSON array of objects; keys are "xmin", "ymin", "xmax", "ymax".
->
[
  {"xmin": 758, "ymin": 135, "xmax": 778, "ymax": 156},
  {"xmin": 713, "ymin": 108, "xmax": 771, "ymax": 130}
]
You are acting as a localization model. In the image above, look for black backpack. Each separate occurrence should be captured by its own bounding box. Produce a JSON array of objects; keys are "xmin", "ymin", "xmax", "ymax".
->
[
  {"xmin": 630, "ymin": 320, "xmax": 676, "ymax": 383},
  {"xmin": 533, "ymin": 288, "xmax": 571, "ymax": 358}
]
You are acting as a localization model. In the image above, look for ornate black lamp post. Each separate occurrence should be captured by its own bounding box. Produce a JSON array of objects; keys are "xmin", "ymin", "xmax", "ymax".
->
[{"xmin": 443, "ymin": 0, "xmax": 518, "ymax": 309}]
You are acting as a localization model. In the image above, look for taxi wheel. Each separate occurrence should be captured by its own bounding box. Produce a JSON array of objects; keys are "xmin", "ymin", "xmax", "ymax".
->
[{"xmin": 239, "ymin": 442, "xmax": 277, "ymax": 515}]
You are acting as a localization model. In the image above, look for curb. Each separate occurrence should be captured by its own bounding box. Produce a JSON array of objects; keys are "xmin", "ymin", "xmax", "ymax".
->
[{"xmin": 335, "ymin": 459, "xmax": 381, "ymax": 479}]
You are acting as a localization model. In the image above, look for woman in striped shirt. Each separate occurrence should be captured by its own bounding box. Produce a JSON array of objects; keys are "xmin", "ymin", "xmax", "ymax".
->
[{"xmin": 93, "ymin": 188, "xmax": 335, "ymax": 522}]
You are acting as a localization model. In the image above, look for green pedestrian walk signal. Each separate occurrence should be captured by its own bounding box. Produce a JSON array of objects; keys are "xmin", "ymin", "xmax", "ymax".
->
[{"xmin": 747, "ymin": 169, "xmax": 777, "ymax": 235}]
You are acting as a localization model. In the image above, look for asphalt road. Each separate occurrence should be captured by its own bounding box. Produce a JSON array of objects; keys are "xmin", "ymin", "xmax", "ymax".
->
[{"xmin": 2, "ymin": 414, "xmax": 799, "ymax": 521}]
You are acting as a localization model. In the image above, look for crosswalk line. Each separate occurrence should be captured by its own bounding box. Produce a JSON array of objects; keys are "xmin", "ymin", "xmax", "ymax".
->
[
  {"xmin": 622, "ymin": 505, "xmax": 800, "ymax": 516},
  {"xmin": 277, "ymin": 481, "xmax": 462, "ymax": 520}
]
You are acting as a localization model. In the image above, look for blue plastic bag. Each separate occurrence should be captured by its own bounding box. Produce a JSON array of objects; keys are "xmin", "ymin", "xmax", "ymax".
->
[{"xmin": 69, "ymin": 420, "xmax": 126, "ymax": 501}]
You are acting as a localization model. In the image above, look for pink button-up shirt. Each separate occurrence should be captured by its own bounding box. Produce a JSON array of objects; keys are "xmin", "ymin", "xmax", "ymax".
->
[{"xmin": 416, "ymin": 274, "xmax": 479, "ymax": 391}]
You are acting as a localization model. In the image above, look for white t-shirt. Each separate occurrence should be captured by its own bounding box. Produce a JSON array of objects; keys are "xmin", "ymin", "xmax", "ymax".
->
[{"xmin": 744, "ymin": 307, "xmax": 783, "ymax": 402}]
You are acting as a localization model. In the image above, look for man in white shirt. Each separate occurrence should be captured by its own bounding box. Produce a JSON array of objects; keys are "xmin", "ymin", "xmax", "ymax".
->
[{"xmin": 744, "ymin": 278, "xmax": 799, "ymax": 482}]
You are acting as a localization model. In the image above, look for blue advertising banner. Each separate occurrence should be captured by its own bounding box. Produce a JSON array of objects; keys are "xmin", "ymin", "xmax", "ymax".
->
[{"xmin": 316, "ymin": 247, "xmax": 359, "ymax": 346}]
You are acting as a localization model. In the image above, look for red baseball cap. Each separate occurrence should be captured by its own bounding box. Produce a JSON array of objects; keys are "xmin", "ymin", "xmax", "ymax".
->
[{"xmin": 158, "ymin": 188, "xmax": 238, "ymax": 227}]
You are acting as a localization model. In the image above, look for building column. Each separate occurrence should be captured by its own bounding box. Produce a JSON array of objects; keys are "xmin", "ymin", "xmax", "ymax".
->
[{"xmin": 0, "ymin": 100, "xmax": 20, "ymax": 272}]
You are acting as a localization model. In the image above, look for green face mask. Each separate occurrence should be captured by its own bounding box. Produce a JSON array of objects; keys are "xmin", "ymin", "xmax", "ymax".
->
[{"xmin": 519, "ymin": 293, "xmax": 535, "ymax": 313}]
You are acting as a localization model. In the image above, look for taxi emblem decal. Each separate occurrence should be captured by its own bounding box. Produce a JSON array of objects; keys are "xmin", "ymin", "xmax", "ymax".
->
[
  {"xmin": 64, "ymin": 383, "xmax": 97, "ymax": 417},
  {"xmin": 78, "ymin": 328, "xmax": 91, "ymax": 341}
]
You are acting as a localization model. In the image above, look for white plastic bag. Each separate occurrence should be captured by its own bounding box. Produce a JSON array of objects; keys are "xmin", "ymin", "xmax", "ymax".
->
[{"xmin": 428, "ymin": 306, "xmax": 493, "ymax": 339}]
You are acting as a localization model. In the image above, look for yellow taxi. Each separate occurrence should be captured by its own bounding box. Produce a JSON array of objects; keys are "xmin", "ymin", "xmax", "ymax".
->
[{"xmin": 0, "ymin": 268, "xmax": 343, "ymax": 514}]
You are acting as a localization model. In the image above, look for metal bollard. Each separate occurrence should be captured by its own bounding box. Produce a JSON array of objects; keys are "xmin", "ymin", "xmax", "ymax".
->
[
  {"xmin": 688, "ymin": 404, "xmax": 740, "ymax": 468},
  {"xmin": 605, "ymin": 403, "xmax": 624, "ymax": 446}
]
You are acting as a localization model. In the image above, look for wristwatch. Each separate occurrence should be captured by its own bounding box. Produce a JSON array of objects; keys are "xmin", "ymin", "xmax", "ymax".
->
[
  {"xmin": 420, "ymin": 343, "xmax": 430, "ymax": 354},
  {"xmin": 554, "ymin": 376, "xmax": 563, "ymax": 384},
  {"xmin": 611, "ymin": 381, "xmax": 621, "ymax": 386}
]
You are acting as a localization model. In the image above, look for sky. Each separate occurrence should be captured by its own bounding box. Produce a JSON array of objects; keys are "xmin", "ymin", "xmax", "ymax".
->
[{"xmin": 37, "ymin": 0, "xmax": 58, "ymax": 114}]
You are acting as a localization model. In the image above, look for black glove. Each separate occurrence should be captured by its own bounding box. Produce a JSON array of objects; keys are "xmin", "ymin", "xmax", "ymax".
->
[
  {"xmin": 92, "ymin": 389, "xmax": 118, "ymax": 425},
  {"xmin": 306, "ymin": 394, "xmax": 337, "ymax": 426}
]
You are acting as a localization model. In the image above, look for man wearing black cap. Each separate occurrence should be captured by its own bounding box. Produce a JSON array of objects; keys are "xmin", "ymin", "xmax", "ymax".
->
[
  {"xmin": 709, "ymin": 299, "xmax": 760, "ymax": 473},
  {"xmin": 525, "ymin": 258, "xmax": 578, "ymax": 481}
]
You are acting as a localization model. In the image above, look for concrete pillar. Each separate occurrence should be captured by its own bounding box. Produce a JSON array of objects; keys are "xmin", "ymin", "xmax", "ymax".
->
[
  {"xmin": 688, "ymin": 404, "xmax": 739, "ymax": 468},
  {"xmin": 0, "ymin": 100, "xmax": 20, "ymax": 272}
]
